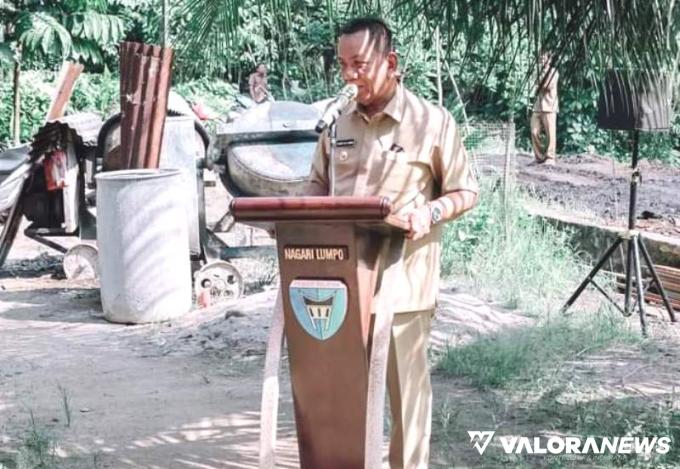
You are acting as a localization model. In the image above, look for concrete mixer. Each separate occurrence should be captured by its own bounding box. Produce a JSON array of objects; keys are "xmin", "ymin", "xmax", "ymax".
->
[
  {"xmin": 214, "ymin": 100, "xmax": 320, "ymax": 197},
  {"xmin": 196, "ymin": 100, "xmax": 320, "ymax": 300},
  {"xmin": 0, "ymin": 100, "xmax": 320, "ymax": 304},
  {"xmin": 94, "ymin": 100, "xmax": 321, "ymax": 302}
]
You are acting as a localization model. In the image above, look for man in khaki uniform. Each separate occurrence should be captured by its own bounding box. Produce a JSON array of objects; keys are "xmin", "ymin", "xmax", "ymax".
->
[
  {"xmin": 308, "ymin": 17, "xmax": 479, "ymax": 468},
  {"xmin": 530, "ymin": 53, "xmax": 559, "ymax": 164}
]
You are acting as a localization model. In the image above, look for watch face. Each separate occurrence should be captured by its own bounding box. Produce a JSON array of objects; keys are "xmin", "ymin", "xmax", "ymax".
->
[{"xmin": 431, "ymin": 205, "xmax": 443, "ymax": 223}]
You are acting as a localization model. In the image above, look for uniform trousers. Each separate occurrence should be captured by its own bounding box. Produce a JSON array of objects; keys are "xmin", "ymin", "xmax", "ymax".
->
[
  {"xmin": 530, "ymin": 111, "xmax": 557, "ymax": 162},
  {"xmin": 371, "ymin": 309, "xmax": 433, "ymax": 468}
]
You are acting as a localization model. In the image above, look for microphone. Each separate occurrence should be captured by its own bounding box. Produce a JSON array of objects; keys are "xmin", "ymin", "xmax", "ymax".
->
[{"xmin": 315, "ymin": 84, "xmax": 358, "ymax": 133}]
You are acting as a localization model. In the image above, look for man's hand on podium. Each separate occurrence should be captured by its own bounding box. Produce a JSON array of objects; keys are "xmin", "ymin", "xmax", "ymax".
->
[{"xmin": 400, "ymin": 205, "xmax": 432, "ymax": 241}]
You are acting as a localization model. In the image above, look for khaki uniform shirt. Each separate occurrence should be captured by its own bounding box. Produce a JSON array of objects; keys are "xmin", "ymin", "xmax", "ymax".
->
[
  {"xmin": 533, "ymin": 67, "xmax": 559, "ymax": 113},
  {"xmin": 309, "ymin": 85, "xmax": 479, "ymax": 313}
]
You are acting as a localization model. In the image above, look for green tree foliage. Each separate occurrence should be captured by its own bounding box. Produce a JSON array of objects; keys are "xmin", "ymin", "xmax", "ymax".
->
[
  {"xmin": 167, "ymin": 0, "xmax": 677, "ymax": 162},
  {"xmin": 0, "ymin": 71, "xmax": 239, "ymax": 149},
  {"xmin": 0, "ymin": 0, "xmax": 127, "ymax": 144},
  {"xmin": 1, "ymin": 0, "xmax": 126, "ymax": 68},
  {"xmin": 2, "ymin": 1, "xmax": 678, "ymax": 163},
  {"xmin": 0, "ymin": 71, "xmax": 51, "ymax": 145}
]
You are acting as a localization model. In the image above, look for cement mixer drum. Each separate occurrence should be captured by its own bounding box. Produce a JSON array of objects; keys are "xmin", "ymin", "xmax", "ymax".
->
[{"xmin": 215, "ymin": 101, "xmax": 321, "ymax": 197}]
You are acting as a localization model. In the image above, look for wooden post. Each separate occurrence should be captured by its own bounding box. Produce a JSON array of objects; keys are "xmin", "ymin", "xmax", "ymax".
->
[
  {"xmin": 45, "ymin": 61, "xmax": 84, "ymax": 122},
  {"xmin": 435, "ymin": 26, "xmax": 443, "ymax": 107},
  {"xmin": 161, "ymin": 0, "xmax": 169, "ymax": 48},
  {"xmin": 12, "ymin": 52, "xmax": 20, "ymax": 145}
]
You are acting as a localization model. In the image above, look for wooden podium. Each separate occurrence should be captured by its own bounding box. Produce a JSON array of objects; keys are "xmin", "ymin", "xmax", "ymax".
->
[{"xmin": 231, "ymin": 196, "xmax": 408, "ymax": 469}]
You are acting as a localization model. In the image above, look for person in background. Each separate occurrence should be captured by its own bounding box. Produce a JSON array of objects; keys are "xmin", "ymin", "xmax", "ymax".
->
[
  {"xmin": 530, "ymin": 52, "xmax": 559, "ymax": 165},
  {"xmin": 248, "ymin": 63, "xmax": 271, "ymax": 104}
]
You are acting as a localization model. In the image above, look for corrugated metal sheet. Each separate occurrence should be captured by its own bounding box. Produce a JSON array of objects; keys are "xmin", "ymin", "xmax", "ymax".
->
[
  {"xmin": 30, "ymin": 112, "xmax": 103, "ymax": 157},
  {"xmin": 119, "ymin": 41, "xmax": 174, "ymax": 169}
]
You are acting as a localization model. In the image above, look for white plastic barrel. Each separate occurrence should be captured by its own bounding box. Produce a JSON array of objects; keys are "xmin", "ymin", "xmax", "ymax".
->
[{"xmin": 96, "ymin": 169, "xmax": 192, "ymax": 323}]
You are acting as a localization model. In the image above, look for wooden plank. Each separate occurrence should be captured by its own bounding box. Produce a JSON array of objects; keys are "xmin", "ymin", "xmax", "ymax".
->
[
  {"xmin": 145, "ymin": 46, "xmax": 174, "ymax": 169},
  {"xmin": 616, "ymin": 271, "xmax": 680, "ymax": 290},
  {"xmin": 45, "ymin": 61, "xmax": 84, "ymax": 121},
  {"xmin": 658, "ymin": 275, "xmax": 680, "ymax": 289},
  {"xmin": 655, "ymin": 265, "xmax": 680, "ymax": 276},
  {"xmin": 641, "ymin": 292, "xmax": 680, "ymax": 311},
  {"xmin": 127, "ymin": 52, "xmax": 145, "ymax": 168},
  {"xmin": 119, "ymin": 42, "xmax": 131, "ymax": 109},
  {"xmin": 231, "ymin": 196, "xmax": 395, "ymax": 222},
  {"xmin": 120, "ymin": 42, "xmax": 140, "ymax": 99},
  {"xmin": 615, "ymin": 276, "xmax": 680, "ymax": 305},
  {"xmin": 651, "ymin": 280, "xmax": 680, "ymax": 295}
]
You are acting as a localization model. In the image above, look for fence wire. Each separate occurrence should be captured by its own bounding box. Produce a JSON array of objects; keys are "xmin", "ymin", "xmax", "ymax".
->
[{"xmin": 463, "ymin": 122, "xmax": 517, "ymax": 189}]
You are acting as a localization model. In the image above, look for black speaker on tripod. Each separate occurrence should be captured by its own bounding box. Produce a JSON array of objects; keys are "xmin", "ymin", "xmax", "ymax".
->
[
  {"xmin": 562, "ymin": 69, "xmax": 676, "ymax": 335},
  {"xmin": 597, "ymin": 69, "xmax": 672, "ymax": 131}
]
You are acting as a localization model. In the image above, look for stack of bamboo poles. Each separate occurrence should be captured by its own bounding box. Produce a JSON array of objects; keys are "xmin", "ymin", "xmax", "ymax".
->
[
  {"xmin": 119, "ymin": 42, "xmax": 174, "ymax": 169},
  {"xmin": 615, "ymin": 264, "xmax": 680, "ymax": 312},
  {"xmin": 649, "ymin": 265, "xmax": 680, "ymax": 311}
]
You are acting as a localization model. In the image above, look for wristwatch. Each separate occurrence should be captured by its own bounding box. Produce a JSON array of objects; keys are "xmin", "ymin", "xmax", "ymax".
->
[{"xmin": 428, "ymin": 202, "xmax": 444, "ymax": 225}]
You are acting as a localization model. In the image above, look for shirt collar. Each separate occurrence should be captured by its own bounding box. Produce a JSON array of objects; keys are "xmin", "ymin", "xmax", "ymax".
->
[{"xmin": 349, "ymin": 83, "xmax": 404, "ymax": 124}]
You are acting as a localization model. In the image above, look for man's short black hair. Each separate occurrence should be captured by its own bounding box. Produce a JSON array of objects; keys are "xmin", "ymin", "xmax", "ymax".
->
[{"xmin": 338, "ymin": 17, "xmax": 393, "ymax": 55}]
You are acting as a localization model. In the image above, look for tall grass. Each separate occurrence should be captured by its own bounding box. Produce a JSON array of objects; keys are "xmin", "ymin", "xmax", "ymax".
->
[
  {"xmin": 436, "ymin": 309, "xmax": 639, "ymax": 389},
  {"xmin": 14, "ymin": 411, "xmax": 57, "ymax": 469},
  {"xmin": 437, "ymin": 175, "xmax": 639, "ymax": 389},
  {"xmin": 433, "ymin": 175, "xmax": 670, "ymax": 468},
  {"xmin": 441, "ymin": 176, "xmax": 589, "ymax": 317}
]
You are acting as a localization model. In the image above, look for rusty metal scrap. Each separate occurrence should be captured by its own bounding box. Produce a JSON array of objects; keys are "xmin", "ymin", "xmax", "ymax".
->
[
  {"xmin": 119, "ymin": 41, "xmax": 174, "ymax": 169},
  {"xmin": 30, "ymin": 113, "xmax": 103, "ymax": 158}
]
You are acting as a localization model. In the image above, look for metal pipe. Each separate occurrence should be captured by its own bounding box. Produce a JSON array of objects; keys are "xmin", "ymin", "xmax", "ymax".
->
[
  {"xmin": 328, "ymin": 121, "xmax": 337, "ymax": 196},
  {"xmin": 590, "ymin": 279, "xmax": 626, "ymax": 316},
  {"xmin": 624, "ymin": 239, "xmax": 634, "ymax": 316},
  {"xmin": 639, "ymin": 237, "xmax": 677, "ymax": 322},
  {"xmin": 627, "ymin": 131, "xmax": 640, "ymax": 230},
  {"xmin": 632, "ymin": 237, "xmax": 647, "ymax": 336},
  {"xmin": 561, "ymin": 237, "xmax": 623, "ymax": 313}
]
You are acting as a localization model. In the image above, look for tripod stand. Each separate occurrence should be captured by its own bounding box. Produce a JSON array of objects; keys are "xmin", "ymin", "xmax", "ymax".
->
[{"xmin": 561, "ymin": 130, "xmax": 677, "ymax": 335}]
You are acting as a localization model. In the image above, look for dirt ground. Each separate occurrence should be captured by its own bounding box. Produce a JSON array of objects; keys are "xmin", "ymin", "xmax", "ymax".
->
[
  {"xmin": 0, "ymin": 234, "xmax": 535, "ymax": 468},
  {"xmin": 2, "ymin": 248, "xmax": 679, "ymax": 468},
  {"xmin": 514, "ymin": 152, "xmax": 680, "ymax": 236},
  {"xmin": 2, "ymin": 163, "xmax": 680, "ymax": 468}
]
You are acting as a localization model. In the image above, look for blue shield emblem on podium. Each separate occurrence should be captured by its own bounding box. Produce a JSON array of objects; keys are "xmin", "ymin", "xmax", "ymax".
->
[{"xmin": 289, "ymin": 279, "xmax": 348, "ymax": 340}]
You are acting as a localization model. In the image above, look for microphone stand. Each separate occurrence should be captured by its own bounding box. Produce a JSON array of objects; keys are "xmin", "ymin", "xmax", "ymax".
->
[{"xmin": 328, "ymin": 120, "xmax": 337, "ymax": 196}]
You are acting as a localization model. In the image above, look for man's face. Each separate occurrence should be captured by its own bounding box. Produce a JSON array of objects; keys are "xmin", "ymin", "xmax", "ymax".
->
[
  {"xmin": 337, "ymin": 30, "xmax": 397, "ymax": 106},
  {"xmin": 257, "ymin": 64, "xmax": 266, "ymax": 74}
]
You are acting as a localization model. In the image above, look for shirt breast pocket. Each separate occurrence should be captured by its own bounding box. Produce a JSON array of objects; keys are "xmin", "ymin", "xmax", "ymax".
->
[{"xmin": 377, "ymin": 149, "xmax": 425, "ymax": 193}]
